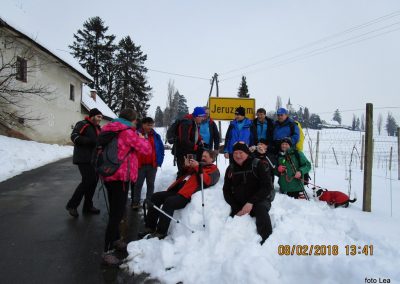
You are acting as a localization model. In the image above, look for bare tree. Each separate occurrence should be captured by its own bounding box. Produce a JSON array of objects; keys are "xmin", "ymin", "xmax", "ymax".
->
[
  {"xmin": 377, "ymin": 113, "xmax": 383, "ymax": 135},
  {"xmin": 0, "ymin": 33, "xmax": 52, "ymax": 128}
]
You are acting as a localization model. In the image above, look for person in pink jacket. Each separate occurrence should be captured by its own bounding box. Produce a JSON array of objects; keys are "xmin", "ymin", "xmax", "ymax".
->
[{"xmin": 101, "ymin": 108, "xmax": 152, "ymax": 266}]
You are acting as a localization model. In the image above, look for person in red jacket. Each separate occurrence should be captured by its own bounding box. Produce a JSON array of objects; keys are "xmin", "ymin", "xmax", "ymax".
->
[
  {"xmin": 142, "ymin": 150, "xmax": 220, "ymax": 239},
  {"xmin": 316, "ymin": 189, "xmax": 357, "ymax": 208}
]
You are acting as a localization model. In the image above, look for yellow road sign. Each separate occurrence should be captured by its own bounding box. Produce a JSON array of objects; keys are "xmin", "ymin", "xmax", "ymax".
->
[{"xmin": 208, "ymin": 97, "xmax": 256, "ymax": 121}]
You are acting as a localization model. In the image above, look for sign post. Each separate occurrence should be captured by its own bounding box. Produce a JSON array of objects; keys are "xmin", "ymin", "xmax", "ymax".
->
[{"xmin": 208, "ymin": 97, "xmax": 256, "ymax": 121}]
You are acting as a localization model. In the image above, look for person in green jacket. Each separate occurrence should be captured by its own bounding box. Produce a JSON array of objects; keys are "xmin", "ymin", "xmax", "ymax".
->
[{"xmin": 275, "ymin": 137, "xmax": 311, "ymax": 199}]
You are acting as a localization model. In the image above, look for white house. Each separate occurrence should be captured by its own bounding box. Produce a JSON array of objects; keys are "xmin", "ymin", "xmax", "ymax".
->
[{"xmin": 0, "ymin": 17, "xmax": 116, "ymax": 144}]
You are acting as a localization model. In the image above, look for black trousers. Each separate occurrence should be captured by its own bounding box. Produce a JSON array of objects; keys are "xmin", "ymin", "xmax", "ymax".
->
[
  {"xmin": 286, "ymin": 191, "xmax": 301, "ymax": 199},
  {"xmin": 67, "ymin": 164, "xmax": 98, "ymax": 210},
  {"xmin": 104, "ymin": 181, "xmax": 129, "ymax": 252},
  {"xmin": 231, "ymin": 201, "xmax": 273, "ymax": 242},
  {"xmin": 145, "ymin": 186, "xmax": 190, "ymax": 235}
]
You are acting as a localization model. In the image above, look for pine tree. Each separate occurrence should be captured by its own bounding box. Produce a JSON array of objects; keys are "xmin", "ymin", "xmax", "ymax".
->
[
  {"xmin": 356, "ymin": 117, "xmax": 360, "ymax": 130},
  {"xmin": 275, "ymin": 96, "xmax": 282, "ymax": 110},
  {"xmin": 69, "ymin": 16, "xmax": 116, "ymax": 101},
  {"xmin": 155, "ymin": 106, "xmax": 164, "ymax": 127},
  {"xmin": 237, "ymin": 76, "xmax": 250, "ymax": 98},
  {"xmin": 386, "ymin": 112, "xmax": 398, "ymax": 136},
  {"xmin": 303, "ymin": 107, "xmax": 310, "ymax": 128},
  {"xmin": 377, "ymin": 113, "xmax": 383, "ymax": 135},
  {"xmin": 360, "ymin": 114, "xmax": 365, "ymax": 131},
  {"xmin": 352, "ymin": 115, "xmax": 357, "ymax": 131},
  {"xmin": 175, "ymin": 91, "xmax": 189, "ymax": 119},
  {"xmin": 332, "ymin": 109, "xmax": 342, "ymax": 124},
  {"xmin": 114, "ymin": 36, "xmax": 152, "ymax": 117},
  {"xmin": 309, "ymin": 113, "xmax": 322, "ymax": 129}
]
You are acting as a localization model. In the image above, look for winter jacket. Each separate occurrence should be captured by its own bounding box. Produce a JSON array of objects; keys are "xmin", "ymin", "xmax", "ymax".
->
[
  {"xmin": 223, "ymin": 157, "xmax": 274, "ymax": 214},
  {"xmin": 175, "ymin": 114, "xmax": 202, "ymax": 156},
  {"xmin": 318, "ymin": 191, "xmax": 350, "ymax": 206},
  {"xmin": 137, "ymin": 128, "xmax": 165, "ymax": 168},
  {"xmin": 101, "ymin": 118, "xmax": 152, "ymax": 183},
  {"xmin": 71, "ymin": 117, "xmax": 101, "ymax": 164},
  {"xmin": 275, "ymin": 148, "xmax": 311, "ymax": 193},
  {"xmin": 200, "ymin": 118, "xmax": 220, "ymax": 150},
  {"xmin": 224, "ymin": 118, "xmax": 257, "ymax": 154},
  {"xmin": 253, "ymin": 117, "xmax": 274, "ymax": 145},
  {"xmin": 272, "ymin": 118, "xmax": 300, "ymax": 151},
  {"xmin": 167, "ymin": 163, "xmax": 220, "ymax": 199}
]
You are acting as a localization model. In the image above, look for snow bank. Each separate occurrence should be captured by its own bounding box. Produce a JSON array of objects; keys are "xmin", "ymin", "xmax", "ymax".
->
[
  {"xmin": 0, "ymin": 135, "xmax": 73, "ymax": 182},
  {"xmin": 124, "ymin": 150, "xmax": 400, "ymax": 283}
]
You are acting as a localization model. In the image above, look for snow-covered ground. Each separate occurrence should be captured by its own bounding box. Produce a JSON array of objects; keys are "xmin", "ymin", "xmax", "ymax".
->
[
  {"xmin": 124, "ymin": 127, "xmax": 400, "ymax": 283},
  {"xmin": 0, "ymin": 135, "xmax": 73, "ymax": 182}
]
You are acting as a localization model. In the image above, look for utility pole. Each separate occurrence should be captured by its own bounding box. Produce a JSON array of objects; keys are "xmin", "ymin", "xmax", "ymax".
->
[
  {"xmin": 363, "ymin": 103, "xmax": 373, "ymax": 212},
  {"xmin": 208, "ymin": 73, "xmax": 222, "ymax": 139}
]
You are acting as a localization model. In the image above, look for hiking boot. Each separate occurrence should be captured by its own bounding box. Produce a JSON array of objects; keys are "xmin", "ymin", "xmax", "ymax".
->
[
  {"xmin": 66, "ymin": 206, "xmax": 79, "ymax": 218},
  {"xmin": 113, "ymin": 239, "xmax": 128, "ymax": 252},
  {"xmin": 138, "ymin": 227, "xmax": 156, "ymax": 239},
  {"xmin": 102, "ymin": 251, "xmax": 122, "ymax": 267},
  {"xmin": 82, "ymin": 206, "xmax": 100, "ymax": 214},
  {"xmin": 131, "ymin": 202, "xmax": 140, "ymax": 210}
]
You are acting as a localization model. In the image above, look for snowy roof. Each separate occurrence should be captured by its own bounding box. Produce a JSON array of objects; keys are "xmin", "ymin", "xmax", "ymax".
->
[
  {"xmin": 81, "ymin": 85, "xmax": 117, "ymax": 120},
  {"xmin": 0, "ymin": 16, "xmax": 92, "ymax": 82}
]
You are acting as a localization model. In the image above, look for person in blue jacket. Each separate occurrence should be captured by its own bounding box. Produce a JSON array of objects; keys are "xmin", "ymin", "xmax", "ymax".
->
[
  {"xmin": 199, "ymin": 106, "xmax": 220, "ymax": 153},
  {"xmin": 131, "ymin": 117, "xmax": 165, "ymax": 209},
  {"xmin": 272, "ymin": 108, "xmax": 300, "ymax": 153},
  {"xmin": 224, "ymin": 106, "xmax": 257, "ymax": 163}
]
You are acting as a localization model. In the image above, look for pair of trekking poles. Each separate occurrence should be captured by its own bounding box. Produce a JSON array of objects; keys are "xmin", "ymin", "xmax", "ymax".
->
[
  {"xmin": 98, "ymin": 166, "xmax": 207, "ymax": 234},
  {"xmin": 143, "ymin": 165, "xmax": 207, "ymax": 234}
]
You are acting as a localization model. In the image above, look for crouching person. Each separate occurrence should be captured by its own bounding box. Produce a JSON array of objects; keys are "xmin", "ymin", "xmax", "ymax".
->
[
  {"xmin": 223, "ymin": 142, "xmax": 274, "ymax": 245},
  {"xmin": 275, "ymin": 137, "xmax": 311, "ymax": 199},
  {"xmin": 142, "ymin": 150, "xmax": 220, "ymax": 239}
]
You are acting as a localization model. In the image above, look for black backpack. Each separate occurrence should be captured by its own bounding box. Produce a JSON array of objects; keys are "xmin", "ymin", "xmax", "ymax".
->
[
  {"xmin": 166, "ymin": 119, "xmax": 181, "ymax": 145},
  {"xmin": 92, "ymin": 128, "xmax": 131, "ymax": 177}
]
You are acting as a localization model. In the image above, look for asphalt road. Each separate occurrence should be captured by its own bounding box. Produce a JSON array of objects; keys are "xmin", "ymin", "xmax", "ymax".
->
[{"xmin": 0, "ymin": 158, "xmax": 159, "ymax": 284}]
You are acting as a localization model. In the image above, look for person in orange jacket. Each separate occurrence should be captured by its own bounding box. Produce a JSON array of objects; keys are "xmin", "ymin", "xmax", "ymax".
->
[{"xmin": 142, "ymin": 150, "xmax": 220, "ymax": 239}]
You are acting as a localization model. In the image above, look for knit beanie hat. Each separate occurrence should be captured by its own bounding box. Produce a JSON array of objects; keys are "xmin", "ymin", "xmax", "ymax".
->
[
  {"xmin": 235, "ymin": 107, "xmax": 246, "ymax": 116},
  {"xmin": 89, "ymin": 108, "xmax": 103, "ymax": 117},
  {"xmin": 193, "ymin": 107, "xmax": 206, "ymax": 118},
  {"xmin": 233, "ymin": 142, "xmax": 251, "ymax": 155},
  {"xmin": 280, "ymin": 137, "xmax": 293, "ymax": 146}
]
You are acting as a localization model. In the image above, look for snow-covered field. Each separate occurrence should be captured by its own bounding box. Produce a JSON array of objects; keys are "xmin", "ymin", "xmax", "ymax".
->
[
  {"xmin": 0, "ymin": 135, "xmax": 73, "ymax": 182},
  {"xmin": 124, "ymin": 127, "xmax": 400, "ymax": 283}
]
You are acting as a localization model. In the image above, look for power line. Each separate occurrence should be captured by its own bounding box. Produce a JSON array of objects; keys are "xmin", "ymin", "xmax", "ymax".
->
[
  {"xmin": 219, "ymin": 9, "xmax": 400, "ymax": 77},
  {"xmin": 220, "ymin": 22, "xmax": 400, "ymax": 82},
  {"xmin": 147, "ymin": 68, "xmax": 209, "ymax": 81}
]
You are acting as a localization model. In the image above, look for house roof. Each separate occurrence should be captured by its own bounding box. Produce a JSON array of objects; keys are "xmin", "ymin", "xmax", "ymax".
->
[
  {"xmin": 81, "ymin": 85, "xmax": 117, "ymax": 120},
  {"xmin": 0, "ymin": 16, "xmax": 93, "ymax": 82}
]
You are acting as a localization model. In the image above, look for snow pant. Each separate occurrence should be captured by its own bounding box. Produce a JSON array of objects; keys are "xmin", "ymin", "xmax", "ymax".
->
[
  {"xmin": 103, "ymin": 181, "xmax": 129, "ymax": 252},
  {"xmin": 145, "ymin": 184, "xmax": 190, "ymax": 235},
  {"xmin": 285, "ymin": 191, "xmax": 301, "ymax": 199},
  {"xmin": 176, "ymin": 154, "xmax": 186, "ymax": 178},
  {"xmin": 67, "ymin": 164, "xmax": 98, "ymax": 210},
  {"xmin": 131, "ymin": 165, "xmax": 157, "ymax": 204},
  {"xmin": 230, "ymin": 201, "xmax": 273, "ymax": 243}
]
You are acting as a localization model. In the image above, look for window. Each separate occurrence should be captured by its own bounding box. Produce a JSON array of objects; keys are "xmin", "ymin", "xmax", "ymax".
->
[
  {"xmin": 16, "ymin": 57, "xmax": 27, "ymax": 82},
  {"xmin": 70, "ymin": 84, "xmax": 75, "ymax": 101}
]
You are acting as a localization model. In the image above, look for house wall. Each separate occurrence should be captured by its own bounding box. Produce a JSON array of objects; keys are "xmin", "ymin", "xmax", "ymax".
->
[{"xmin": 0, "ymin": 27, "xmax": 88, "ymax": 144}]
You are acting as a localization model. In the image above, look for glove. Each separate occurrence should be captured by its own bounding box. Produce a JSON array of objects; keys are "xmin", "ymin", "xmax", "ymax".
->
[{"xmin": 277, "ymin": 165, "xmax": 286, "ymax": 173}]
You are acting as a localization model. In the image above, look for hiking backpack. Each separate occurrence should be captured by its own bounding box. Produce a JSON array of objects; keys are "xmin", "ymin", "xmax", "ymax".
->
[
  {"xmin": 92, "ymin": 128, "xmax": 131, "ymax": 177},
  {"xmin": 166, "ymin": 119, "xmax": 181, "ymax": 145}
]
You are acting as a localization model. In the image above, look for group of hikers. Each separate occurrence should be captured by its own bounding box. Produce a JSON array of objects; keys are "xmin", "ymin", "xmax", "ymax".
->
[{"xmin": 65, "ymin": 105, "xmax": 311, "ymax": 266}]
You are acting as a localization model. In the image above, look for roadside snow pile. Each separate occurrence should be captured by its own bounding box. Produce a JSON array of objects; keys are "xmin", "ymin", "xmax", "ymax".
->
[
  {"xmin": 125, "ymin": 153, "xmax": 400, "ymax": 283},
  {"xmin": 0, "ymin": 135, "xmax": 73, "ymax": 182}
]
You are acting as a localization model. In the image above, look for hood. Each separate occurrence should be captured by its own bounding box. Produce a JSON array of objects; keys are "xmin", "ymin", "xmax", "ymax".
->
[{"xmin": 102, "ymin": 119, "xmax": 133, "ymax": 132}]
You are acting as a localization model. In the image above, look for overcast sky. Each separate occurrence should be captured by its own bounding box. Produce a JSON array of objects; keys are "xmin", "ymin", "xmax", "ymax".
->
[{"xmin": 2, "ymin": 0, "xmax": 400, "ymax": 125}]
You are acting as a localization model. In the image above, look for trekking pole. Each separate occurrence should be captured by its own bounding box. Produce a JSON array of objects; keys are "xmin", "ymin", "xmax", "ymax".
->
[
  {"xmin": 199, "ymin": 163, "xmax": 206, "ymax": 229},
  {"xmin": 287, "ymin": 154, "xmax": 309, "ymax": 200},
  {"xmin": 100, "ymin": 179, "xmax": 110, "ymax": 215},
  {"xmin": 145, "ymin": 200, "xmax": 195, "ymax": 233}
]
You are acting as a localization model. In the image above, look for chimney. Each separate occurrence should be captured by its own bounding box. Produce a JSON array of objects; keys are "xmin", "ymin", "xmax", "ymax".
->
[{"xmin": 90, "ymin": 89, "xmax": 97, "ymax": 102}]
